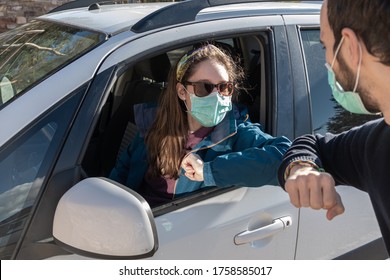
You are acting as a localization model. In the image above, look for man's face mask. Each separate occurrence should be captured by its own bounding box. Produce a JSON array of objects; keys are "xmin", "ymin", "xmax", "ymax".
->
[
  {"xmin": 325, "ymin": 37, "xmax": 376, "ymax": 115},
  {"xmin": 186, "ymin": 90, "xmax": 232, "ymax": 127}
]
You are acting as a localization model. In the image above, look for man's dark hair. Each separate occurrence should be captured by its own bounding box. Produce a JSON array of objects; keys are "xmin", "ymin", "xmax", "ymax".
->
[{"xmin": 327, "ymin": 0, "xmax": 390, "ymax": 65}]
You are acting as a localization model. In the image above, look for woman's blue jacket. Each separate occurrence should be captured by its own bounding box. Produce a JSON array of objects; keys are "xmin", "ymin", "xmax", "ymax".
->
[{"xmin": 109, "ymin": 104, "xmax": 291, "ymax": 198}]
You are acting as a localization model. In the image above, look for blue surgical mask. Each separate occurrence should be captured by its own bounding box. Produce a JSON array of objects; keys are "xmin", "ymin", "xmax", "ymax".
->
[
  {"xmin": 326, "ymin": 37, "xmax": 376, "ymax": 115},
  {"xmin": 188, "ymin": 91, "xmax": 232, "ymax": 127}
]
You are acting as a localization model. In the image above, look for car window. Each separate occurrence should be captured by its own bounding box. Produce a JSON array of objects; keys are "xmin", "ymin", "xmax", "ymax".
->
[
  {"xmin": 81, "ymin": 34, "xmax": 269, "ymax": 212},
  {"xmin": 300, "ymin": 28, "xmax": 381, "ymax": 134},
  {"xmin": 0, "ymin": 91, "xmax": 82, "ymax": 259},
  {"xmin": 0, "ymin": 20, "xmax": 105, "ymax": 108}
]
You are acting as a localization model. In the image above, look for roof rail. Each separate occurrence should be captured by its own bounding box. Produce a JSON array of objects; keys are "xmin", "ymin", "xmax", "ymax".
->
[
  {"xmin": 47, "ymin": 0, "xmax": 126, "ymax": 14},
  {"xmin": 131, "ymin": 0, "xmax": 323, "ymax": 33}
]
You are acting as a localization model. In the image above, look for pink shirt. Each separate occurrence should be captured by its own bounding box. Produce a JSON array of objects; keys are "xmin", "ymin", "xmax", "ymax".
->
[{"xmin": 140, "ymin": 126, "xmax": 214, "ymax": 207}]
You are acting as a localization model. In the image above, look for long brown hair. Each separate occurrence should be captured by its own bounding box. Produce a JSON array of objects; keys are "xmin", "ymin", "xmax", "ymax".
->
[{"xmin": 145, "ymin": 43, "xmax": 244, "ymax": 179}]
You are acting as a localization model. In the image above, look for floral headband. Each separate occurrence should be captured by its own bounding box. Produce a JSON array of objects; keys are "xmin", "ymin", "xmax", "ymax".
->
[{"xmin": 176, "ymin": 45, "xmax": 210, "ymax": 83}]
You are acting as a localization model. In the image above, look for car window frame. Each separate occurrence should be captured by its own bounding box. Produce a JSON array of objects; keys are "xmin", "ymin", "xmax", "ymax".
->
[
  {"xmin": 82, "ymin": 16, "xmax": 285, "ymax": 215},
  {"xmin": 0, "ymin": 88, "xmax": 84, "ymax": 259}
]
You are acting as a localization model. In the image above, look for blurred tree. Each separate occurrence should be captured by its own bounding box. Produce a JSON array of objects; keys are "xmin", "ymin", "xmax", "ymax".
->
[{"xmin": 326, "ymin": 97, "xmax": 381, "ymax": 134}]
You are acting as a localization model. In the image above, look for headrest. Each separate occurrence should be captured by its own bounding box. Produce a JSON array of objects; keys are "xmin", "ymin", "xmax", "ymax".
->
[
  {"xmin": 192, "ymin": 41, "xmax": 240, "ymax": 60},
  {"xmin": 134, "ymin": 53, "xmax": 171, "ymax": 82}
]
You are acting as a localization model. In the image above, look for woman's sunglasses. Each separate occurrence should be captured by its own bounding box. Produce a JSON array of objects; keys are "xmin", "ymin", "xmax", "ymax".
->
[{"xmin": 183, "ymin": 81, "xmax": 234, "ymax": 97}]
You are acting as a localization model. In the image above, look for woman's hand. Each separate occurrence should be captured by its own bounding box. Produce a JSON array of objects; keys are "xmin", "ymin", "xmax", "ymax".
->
[{"xmin": 181, "ymin": 153, "xmax": 204, "ymax": 181}]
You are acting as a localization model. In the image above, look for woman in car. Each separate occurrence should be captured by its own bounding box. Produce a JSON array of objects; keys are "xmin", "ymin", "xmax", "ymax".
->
[{"xmin": 109, "ymin": 43, "xmax": 291, "ymax": 207}]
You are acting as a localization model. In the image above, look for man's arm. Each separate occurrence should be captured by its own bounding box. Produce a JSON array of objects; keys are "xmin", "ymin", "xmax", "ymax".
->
[
  {"xmin": 282, "ymin": 163, "xmax": 345, "ymax": 220},
  {"xmin": 277, "ymin": 129, "xmax": 366, "ymax": 220}
]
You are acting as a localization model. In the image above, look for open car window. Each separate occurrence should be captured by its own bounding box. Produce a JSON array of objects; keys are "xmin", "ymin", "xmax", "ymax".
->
[{"xmin": 81, "ymin": 33, "xmax": 272, "ymax": 213}]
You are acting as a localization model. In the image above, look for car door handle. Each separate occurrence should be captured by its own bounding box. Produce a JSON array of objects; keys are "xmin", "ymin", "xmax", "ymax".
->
[{"xmin": 234, "ymin": 216, "xmax": 292, "ymax": 245}]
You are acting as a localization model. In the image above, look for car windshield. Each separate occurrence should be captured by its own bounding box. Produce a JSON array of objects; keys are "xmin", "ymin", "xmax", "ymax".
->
[{"xmin": 0, "ymin": 20, "xmax": 105, "ymax": 107}]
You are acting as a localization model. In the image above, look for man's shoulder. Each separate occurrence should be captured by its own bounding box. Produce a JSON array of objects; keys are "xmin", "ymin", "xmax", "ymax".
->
[
  {"xmin": 337, "ymin": 117, "xmax": 390, "ymax": 145},
  {"xmin": 354, "ymin": 117, "xmax": 387, "ymax": 132}
]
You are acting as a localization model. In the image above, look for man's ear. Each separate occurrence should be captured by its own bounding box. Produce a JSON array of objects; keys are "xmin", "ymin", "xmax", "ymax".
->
[
  {"xmin": 176, "ymin": 83, "xmax": 186, "ymax": 101},
  {"xmin": 341, "ymin": 28, "xmax": 361, "ymax": 67}
]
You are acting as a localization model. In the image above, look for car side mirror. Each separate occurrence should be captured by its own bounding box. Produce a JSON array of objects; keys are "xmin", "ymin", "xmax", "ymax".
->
[{"xmin": 53, "ymin": 177, "xmax": 158, "ymax": 259}]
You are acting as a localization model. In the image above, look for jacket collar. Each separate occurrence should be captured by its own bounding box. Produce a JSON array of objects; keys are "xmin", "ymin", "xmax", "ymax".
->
[
  {"xmin": 134, "ymin": 102, "xmax": 248, "ymax": 144},
  {"xmin": 192, "ymin": 104, "xmax": 248, "ymax": 151}
]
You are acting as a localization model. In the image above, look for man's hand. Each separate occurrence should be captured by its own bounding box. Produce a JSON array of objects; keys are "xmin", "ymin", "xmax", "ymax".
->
[
  {"xmin": 181, "ymin": 153, "xmax": 204, "ymax": 181},
  {"xmin": 285, "ymin": 165, "xmax": 345, "ymax": 220}
]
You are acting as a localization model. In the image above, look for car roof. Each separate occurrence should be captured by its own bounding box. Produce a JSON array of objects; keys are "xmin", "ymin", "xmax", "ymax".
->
[
  {"xmin": 40, "ymin": 3, "xmax": 174, "ymax": 35},
  {"xmin": 39, "ymin": 1, "xmax": 322, "ymax": 35}
]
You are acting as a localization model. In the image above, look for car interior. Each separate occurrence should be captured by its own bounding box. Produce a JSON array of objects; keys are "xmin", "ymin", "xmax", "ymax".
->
[{"xmin": 81, "ymin": 33, "xmax": 271, "ymax": 212}]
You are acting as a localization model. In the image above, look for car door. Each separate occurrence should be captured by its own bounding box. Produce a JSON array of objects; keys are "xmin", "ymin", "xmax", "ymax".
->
[
  {"xmin": 150, "ymin": 187, "xmax": 297, "ymax": 259},
  {"xmin": 0, "ymin": 86, "xmax": 86, "ymax": 259},
  {"xmin": 283, "ymin": 15, "xmax": 386, "ymax": 259},
  {"xmin": 0, "ymin": 22, "xmax": 108, "ymax": 259},
  {"xmin": 141, "ymin": 20, "xmax": 298, "ymax": 260},
  {"xmin": 60, "ymin": 15, "xmax": 300, "ymax": 260}
]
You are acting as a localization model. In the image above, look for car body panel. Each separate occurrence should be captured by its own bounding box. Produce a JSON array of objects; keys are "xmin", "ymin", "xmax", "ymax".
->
[
  {"xmin": 97, "ymin": 15, "xmax": 285, "ymax": 74},
  {"xmin": 41, "ymin": 2, "xmax": 321, "ymax": 36},
  {"xmin": 296, "ymin": 186, "xmax": 382, "ymax": 259},
  {"xmin": 50, "ymin": 185, "xmax": 299, "ymax": 260},
  {"xmin": 151, "ymin": 186, "xmax": 298, "ymax": 259},
  {"xmin": 41, "ymin": 4, "xmax": 174, "ymax": 35}
]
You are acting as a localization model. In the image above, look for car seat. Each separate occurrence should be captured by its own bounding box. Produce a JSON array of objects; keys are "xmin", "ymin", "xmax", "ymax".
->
[{"xmin": 98, "ymin": 53, "xmax": 171, "ymax": 176}]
